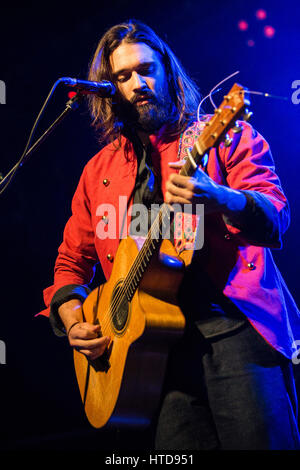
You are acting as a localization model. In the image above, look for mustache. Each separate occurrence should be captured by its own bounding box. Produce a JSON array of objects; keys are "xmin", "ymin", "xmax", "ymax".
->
[{"xmin": 130, "ymin": 90, "xmax": 156, "ymax": 105}]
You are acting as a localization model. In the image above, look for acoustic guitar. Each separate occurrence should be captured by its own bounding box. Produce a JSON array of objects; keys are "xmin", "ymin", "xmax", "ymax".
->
[{"xmin": 73, "ymin": 83, "xmax": 250, "ymax": 428}]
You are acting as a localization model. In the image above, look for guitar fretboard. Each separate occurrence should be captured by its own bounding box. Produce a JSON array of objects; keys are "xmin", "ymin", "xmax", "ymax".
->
[{"xmin": 123, "ymin": 203, "xmax": 173, "ymax": 301}]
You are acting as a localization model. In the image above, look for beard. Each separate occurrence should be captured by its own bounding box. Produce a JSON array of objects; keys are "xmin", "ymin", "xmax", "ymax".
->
[{"xmin": 117, "ymin": 89, "xmax": 175, "ymax": 134}]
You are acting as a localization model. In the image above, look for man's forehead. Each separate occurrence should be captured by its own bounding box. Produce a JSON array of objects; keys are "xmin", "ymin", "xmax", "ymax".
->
[{"xmin": 110, "ymin": 42, "xmax": 159, "ymax": 73}]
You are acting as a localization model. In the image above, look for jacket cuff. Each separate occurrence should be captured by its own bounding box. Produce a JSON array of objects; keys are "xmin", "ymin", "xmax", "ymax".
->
[
  {"xmin": 223, "ymin": 190, "xmax": 281, "ymax": 247},
  {"xmin": 49, "ymin": 284, "xmax": 91, "ymax": 337}
]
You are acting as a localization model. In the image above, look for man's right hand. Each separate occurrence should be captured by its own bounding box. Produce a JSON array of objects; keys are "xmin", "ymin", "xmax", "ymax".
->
[
  {"xmin": 68, "ymin": 322, "xmax": 110, "ymax": 361},
  {"xmin": 58, "ymin": 298, "xmax": 110, "ymax": 360}
]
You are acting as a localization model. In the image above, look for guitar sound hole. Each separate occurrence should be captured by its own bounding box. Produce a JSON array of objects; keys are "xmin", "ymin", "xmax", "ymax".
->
[{"xmin": 111, "ymin": 282, "xmax": 129, "ymax": 333}]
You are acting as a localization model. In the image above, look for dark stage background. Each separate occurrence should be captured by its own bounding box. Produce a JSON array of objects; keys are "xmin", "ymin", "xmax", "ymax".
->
[{"xmin": 0, "ymin": 0, "xmax": 299, "ymax": 451}]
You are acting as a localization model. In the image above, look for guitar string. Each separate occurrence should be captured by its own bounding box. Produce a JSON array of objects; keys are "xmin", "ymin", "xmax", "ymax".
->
[
  {"xmin": 98, "ymin": 134, "xmax": 198, "ymax": 332},
  {"xmin": 197, "ymin": 71, "xmax": 240, "ymax": 124},
  {"xmin": 99, "ymin": 152, "xmax": 196, "ymax": 333},
  {"xmin": 99, "ymin": 204, "xmax": 170, "ymax": 332},
  {"xmin": 98, "ymin": 101, "xmax": 243, "ymax": 333},
  {"xmin": 99, "ymin": 149, "xmax": 198, "ymax": 333}
]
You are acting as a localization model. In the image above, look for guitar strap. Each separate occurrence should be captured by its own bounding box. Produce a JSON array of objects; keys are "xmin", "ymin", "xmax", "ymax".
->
[{"xmin": 174, "ymin": 118, "xmax": 209, "ymax": 254}]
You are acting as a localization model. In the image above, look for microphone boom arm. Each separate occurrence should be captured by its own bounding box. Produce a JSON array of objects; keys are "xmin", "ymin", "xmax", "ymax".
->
[
  {"xmin": 21, "ymin": 94, "xmax": 81, "ymax": 163},
  {"xmin": 0, "ymin": 90, "xmax": 82, "ymax": 195}
]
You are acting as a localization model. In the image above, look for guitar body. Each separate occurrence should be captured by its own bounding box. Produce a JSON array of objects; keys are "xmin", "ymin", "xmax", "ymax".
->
[{"xmin": 73, "ymin": 237, "xmax": 186, "ymax": 429}]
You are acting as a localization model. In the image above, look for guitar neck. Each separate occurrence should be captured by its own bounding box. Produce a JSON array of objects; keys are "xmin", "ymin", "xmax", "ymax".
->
[
  {"xmin": 179, "ymin": 143, "xmax": 205, "ymax": 177},
  {"xmin": 123, "ymin": 203, "xmax": 172, "ymax": 300}
]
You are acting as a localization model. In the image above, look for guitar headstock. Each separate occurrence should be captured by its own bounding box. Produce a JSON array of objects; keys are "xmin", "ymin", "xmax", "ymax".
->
[{"xmin": 192, "ymin": 83, "xmax": 251, "ymax": 160}]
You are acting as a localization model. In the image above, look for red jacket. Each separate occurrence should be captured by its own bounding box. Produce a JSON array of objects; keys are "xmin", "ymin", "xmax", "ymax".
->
[{"xmin": 39, "ymin": 121, "xmax": 300, "ymax": 359}]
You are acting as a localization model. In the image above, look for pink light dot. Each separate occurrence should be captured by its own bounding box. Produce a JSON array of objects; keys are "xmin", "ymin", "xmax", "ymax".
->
[
  {"xmin": 68, "ymin": 91, "xmax": 77, "ymax": 99},
  {"xmin": 238, "ymin": 20, "xmax": 248, "ymax": 31},
  {"xmin": 247, "ymin": 39, "xmax": 255, "ymax": 47},
  {"xmin": 256, "ymin": 9, "xmax": 267, "ymax": 20},
  {"xmin": 264, "ymin": 25, "xmax": 275, "ymax": 38}
]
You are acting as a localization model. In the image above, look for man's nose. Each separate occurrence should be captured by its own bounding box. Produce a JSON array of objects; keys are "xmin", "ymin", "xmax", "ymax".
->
[{"xmin": 132, "ymin": 71, "xmax": 147, "ymax": 90}]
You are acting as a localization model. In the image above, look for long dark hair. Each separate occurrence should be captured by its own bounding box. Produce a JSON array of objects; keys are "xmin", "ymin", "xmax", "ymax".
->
[{"xmin": 87, "ymin": 20, "xmax": 201, "ymax": 144}]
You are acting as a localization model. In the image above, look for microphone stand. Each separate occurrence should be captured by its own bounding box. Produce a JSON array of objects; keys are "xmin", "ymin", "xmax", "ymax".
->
[
  {"xmin": 20, "ymin": 93, "xmax": 82, "ymax": 166},
  {"xmin": 0, "ymin": 92, "xmax": 82, "ymax": 193}
]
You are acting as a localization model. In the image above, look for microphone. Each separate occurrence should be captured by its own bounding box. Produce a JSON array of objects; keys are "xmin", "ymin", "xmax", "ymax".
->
[{"xmin": 59, "ymin": 77, "xmax": 116, "ymax": 97}]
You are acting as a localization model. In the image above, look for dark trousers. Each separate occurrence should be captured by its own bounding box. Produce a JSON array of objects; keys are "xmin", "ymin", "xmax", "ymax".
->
[{"xmin": 154, "ymin": 321, "xmax": 300, "ymax": 450}]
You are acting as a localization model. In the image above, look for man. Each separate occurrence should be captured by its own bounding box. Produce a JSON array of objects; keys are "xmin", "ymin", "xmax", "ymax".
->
[{"xmin": 40, "ymin": 20, "xmax": 300, "ymax": 449}]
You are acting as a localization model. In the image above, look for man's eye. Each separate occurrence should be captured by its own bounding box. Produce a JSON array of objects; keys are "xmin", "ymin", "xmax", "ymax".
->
[
  {"xmin": 117, "ymin": 75, "xmax": 130, "ymax": 83},
  {"xmin": 139, "ymin": 64, "xmax": 155, "ymax": 76}
]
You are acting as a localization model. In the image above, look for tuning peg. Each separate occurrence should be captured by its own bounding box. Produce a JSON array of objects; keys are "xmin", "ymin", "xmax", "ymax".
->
[
  {"xmin": 243, "ymin": 109, "xmax": 253, "ymax": 122},
  {"xmin": 232, "ymin": 122, "xmax": 243, "ymax": 134},
  {"xmin": 224, "ymin": 134, "xmax": 233, "ymax": 147}
]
